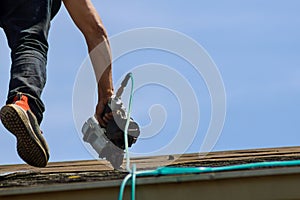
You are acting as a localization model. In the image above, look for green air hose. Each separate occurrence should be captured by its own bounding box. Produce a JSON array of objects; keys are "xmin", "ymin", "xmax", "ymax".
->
[
  {"xmin": 119, "ymin": 159, "xmax": 300, "ymax": 200},
  {"xmin": 123, "ymin": 72, "xmax": 134, "ymax": 173},
  {"xmin": 118, "ymin": 73, "xmax": 300, "ymax": 200}
]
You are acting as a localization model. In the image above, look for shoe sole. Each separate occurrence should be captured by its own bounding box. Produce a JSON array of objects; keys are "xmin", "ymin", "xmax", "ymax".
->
[{"xmin": 0, "ymin": 105, "xmax": 48, "ymax": 167}]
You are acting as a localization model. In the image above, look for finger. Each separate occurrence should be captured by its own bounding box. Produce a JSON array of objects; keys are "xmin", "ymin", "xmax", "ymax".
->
[
  {"xmin": 105, "ymin": 112, "xmax": 113, "ymax": 120},
  {"xmin": 96, "ymin": 115, "xmax": 107, "ymax": 127},
  {"xmin": 102, "ymin": 113, "xmax": 113, "ymax": 124}
]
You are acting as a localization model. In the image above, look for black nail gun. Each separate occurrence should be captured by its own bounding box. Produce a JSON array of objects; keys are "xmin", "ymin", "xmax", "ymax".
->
[{"xmin": 81, "ymin": 73, "xmax": 140, "ymax": 169}]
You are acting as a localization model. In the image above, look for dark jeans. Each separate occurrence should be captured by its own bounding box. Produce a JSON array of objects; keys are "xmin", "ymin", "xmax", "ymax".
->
[{"xmin": 0, "ymin": 0, "xmax": 61, "ymax": 124}]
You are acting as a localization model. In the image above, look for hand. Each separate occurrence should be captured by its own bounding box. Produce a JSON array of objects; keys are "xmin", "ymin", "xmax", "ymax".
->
[{"xmin": 95, "ymin": 98, "xmax": 113, "ymax": 127}]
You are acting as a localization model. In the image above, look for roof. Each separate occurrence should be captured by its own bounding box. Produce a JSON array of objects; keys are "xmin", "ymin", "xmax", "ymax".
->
[{"xmin": 1, "ymin": 146, "xmax": 300, "ymax": 199}]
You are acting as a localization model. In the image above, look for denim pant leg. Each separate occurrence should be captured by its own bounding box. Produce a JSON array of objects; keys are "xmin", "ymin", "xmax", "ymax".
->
[{"xmin": 0, "ymin": 0, "xmax": 53, "ymax": 124}]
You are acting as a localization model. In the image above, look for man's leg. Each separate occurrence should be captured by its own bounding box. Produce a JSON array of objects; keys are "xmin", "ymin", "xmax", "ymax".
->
[
  {"xmin": 2, "ymin": 0, "xmax": 52, "ymax": 124},
  {"xmin": 0, "ymin": 0, "xmax": 57, "ymax": 167}
]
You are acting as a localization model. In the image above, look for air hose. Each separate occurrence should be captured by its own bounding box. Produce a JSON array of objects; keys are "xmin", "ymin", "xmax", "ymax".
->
[
  {"xmin": 122, "ymin": 72, "xmax": 134, "ymax": 173},
  {"xmin": 118, "ymin": 73, "xmax": 300, "ymax": 200}
]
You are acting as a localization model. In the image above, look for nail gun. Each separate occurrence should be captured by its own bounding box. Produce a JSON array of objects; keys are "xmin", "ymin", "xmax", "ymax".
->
[{"xmin": 81, "ymin": 73, "xmax": 140, "ymax": 169}]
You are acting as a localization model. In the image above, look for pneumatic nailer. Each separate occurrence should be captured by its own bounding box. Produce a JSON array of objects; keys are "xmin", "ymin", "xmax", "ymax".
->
[{"xmin": 81, "ymin": 73, "xmax": 140, "ymax": 169}]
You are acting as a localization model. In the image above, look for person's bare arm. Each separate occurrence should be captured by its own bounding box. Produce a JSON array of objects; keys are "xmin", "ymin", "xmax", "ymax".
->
[{"xmin": 63, "ymin": 0, "xmax": 113, "ymax": 126}]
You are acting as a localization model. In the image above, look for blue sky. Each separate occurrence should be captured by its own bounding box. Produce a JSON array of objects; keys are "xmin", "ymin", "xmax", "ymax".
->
[{"xmin": 0, "ymin": 0, "xmax": 300, "ymax": 165}]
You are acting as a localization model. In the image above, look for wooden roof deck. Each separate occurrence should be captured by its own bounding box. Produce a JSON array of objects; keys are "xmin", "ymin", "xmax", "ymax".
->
[{"xmin": 1, "ymin": 146, "xmax": 300, "ymax": 188}]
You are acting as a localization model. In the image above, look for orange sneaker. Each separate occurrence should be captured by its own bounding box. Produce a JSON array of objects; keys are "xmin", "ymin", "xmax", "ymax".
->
[{"xmin": 0, "ymin": 93, "xmax": 49, "ymax": 167}]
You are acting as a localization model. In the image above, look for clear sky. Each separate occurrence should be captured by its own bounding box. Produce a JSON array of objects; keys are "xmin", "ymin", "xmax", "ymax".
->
[{"xmin": 0, "ymin": 0, "xmax": 300, "ymax": 165}]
